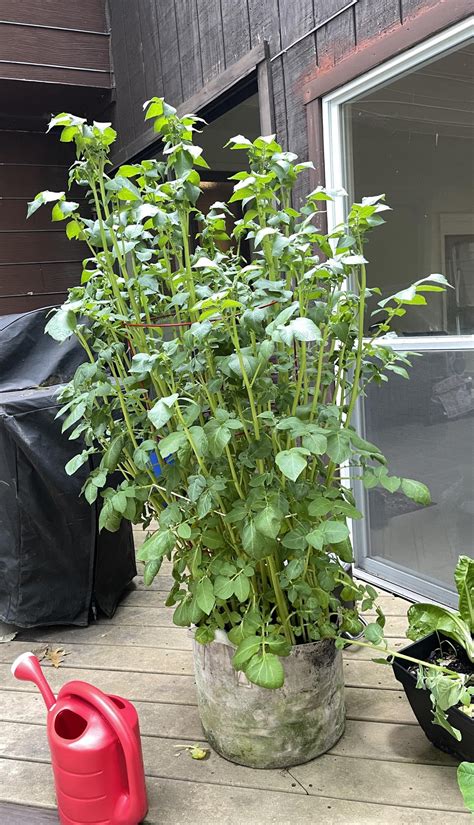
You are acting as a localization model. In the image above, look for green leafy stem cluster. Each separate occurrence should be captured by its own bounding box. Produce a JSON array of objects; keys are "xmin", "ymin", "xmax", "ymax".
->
[
  {"xmin": 405, "ymin": 555, "xmax": 474, "ymax": 742},
  {"xmin": 34, "ymin": 99, "xmax": 453, "ymax": 692}
]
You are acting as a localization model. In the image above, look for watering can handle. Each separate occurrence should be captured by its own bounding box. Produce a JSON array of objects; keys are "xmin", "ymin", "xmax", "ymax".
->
[{"xmin": 58, "ymin": 681, "xmax": 144, "ymax": 824}]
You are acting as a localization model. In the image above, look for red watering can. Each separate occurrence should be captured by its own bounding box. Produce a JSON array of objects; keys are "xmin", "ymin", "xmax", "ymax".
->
[{"xmin": 12, "ymin": 652, "xmax": 148, "ymax": 825}]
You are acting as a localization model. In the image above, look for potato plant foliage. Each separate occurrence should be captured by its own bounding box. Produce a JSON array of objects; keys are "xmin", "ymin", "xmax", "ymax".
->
[{"xmin": 33, "ymin": 100, "xmax": 447, "ymax": 689}]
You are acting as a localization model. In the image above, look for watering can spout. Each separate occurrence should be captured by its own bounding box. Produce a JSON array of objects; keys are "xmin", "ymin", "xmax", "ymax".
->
[{"xmin": 11, "ymin": 652, "xmax": 56, "ymax": 710}]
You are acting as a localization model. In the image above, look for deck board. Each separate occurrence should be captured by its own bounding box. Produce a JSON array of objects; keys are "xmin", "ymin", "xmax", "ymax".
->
[{"xmin": 0, "ymin": 553, "xmax": 469, "ymax": 823}]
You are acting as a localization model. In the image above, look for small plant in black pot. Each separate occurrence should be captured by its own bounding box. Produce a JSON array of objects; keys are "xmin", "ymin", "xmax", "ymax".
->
[{"xmin": 392, "ymin": 555, "xmax": 474, "ymax": 761}]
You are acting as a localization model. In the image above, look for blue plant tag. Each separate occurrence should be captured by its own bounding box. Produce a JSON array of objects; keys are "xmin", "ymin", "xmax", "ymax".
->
[{"xmin": 149, "ymin": 450, "xmax": 174, "ymax": 478}]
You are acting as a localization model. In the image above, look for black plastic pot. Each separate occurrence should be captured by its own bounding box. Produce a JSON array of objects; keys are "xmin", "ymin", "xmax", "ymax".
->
[{"xmin": 392, "ymin": 633, "xmax": 474, "ymax": 761}]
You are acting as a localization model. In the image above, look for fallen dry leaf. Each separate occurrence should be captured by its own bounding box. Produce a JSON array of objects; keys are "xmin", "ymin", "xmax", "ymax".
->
[{"xmin": 42, "ymin": 646, "xmax": 70, "ymax": 668}]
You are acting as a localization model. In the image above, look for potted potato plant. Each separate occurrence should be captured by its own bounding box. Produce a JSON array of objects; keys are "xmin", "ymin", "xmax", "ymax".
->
[{"xmin": 33, "ymin": 99, "xmax": 451, "ymax": 769}]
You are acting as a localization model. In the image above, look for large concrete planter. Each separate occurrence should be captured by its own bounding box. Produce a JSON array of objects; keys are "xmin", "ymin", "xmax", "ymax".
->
[{"xmin": 192, "ymin": 634, "xmax": 345, "ymax": 768}]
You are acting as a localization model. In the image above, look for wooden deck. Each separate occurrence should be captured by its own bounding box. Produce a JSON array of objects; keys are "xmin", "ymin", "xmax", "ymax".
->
[{"xmin": 0, "ymin": 528, "xmax": 469, "ymax": 824}]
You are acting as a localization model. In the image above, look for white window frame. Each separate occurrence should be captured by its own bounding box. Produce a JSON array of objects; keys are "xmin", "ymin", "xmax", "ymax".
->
[{"xmin": 321, "ymin": 16, "xmax": 474, "ymax": 607}]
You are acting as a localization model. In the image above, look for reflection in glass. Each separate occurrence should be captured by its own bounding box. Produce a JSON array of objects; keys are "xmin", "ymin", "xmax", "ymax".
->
[
  {"xmin": 363, "ymin": 351, "xmax": 474, "ymax": 592},
  {"xmin": 445, "ymin": 235, "xmax": 474, "ymax": 334},
  {"xmin": 345, "ymin": 42, "xmax": 474, "ymax": 335}
]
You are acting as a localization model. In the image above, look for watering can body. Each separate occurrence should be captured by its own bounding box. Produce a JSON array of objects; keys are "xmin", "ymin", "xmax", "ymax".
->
[{"xmin": 12, "ymin": 654, "xmax": 148, "ymax": 825}]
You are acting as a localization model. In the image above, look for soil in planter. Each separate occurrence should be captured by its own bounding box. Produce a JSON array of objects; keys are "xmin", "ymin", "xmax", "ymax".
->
[
  {"xmin": 407, "ymin": 637, "xmax": 474, "ymax": 679},
  {"xmin": 407, "ymin": 637, "xmax": 474, "ymax": 719}
]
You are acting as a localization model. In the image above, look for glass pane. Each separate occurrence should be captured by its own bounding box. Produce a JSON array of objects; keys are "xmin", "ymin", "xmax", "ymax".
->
[
  {"xmin": 345, "ymin": 42, "xmax": 474, "ymax": 335},
  {"xmin": 363, "ymin": 350, "xmax": 474, "ymax": 592}
]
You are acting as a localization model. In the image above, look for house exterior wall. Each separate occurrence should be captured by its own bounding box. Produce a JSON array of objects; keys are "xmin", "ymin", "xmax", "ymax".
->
[
  {"xmin": 0, "ymin": 130, "xmax": 85, "ymax": 314},
  {"xmin": 108, "ymin": 0, "xmax": 471, "ymax": 202},
  {"xmin": 1, "ymin": 1, "xmax": 471, "ymax": 315},
  {"xmin": 0, "ymin": 0, "xmax": 110, "ymax": 87},
  {"xmin": 0, "ymin": 0, "xmax": 111, "ymax": 315}
]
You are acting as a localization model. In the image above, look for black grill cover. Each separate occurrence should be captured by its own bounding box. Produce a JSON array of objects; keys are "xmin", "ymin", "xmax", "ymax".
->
[{"xmin": 0, "ymin": 309, "xmax": 136, "ymax": 627}]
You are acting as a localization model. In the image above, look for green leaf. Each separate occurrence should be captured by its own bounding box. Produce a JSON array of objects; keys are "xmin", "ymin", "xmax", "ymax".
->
[
  {"xmin": 426, "ymin": 671, "xmax": 466, "ymax": 712},
  {"xmin": 65, "ymin": 451, "xmax": 90, "ymax": 476},
  {"xmin": 148, "ymin": 394, "xmax": 178, "ymax": 429},
  {"xmin": 457, "ymin": 762, "xmax": 474, "ymax": 813},
  {"xmin": 196, "ymin": 490, "xmax": 213, "ymax": 519},
  {"xmin": 362, "ymin": 470, "xmax": 379, "ymax": 489},
  {"xmin": 379, "ymin": 472, "xmax": 401, "ymax": 493},
  {"xmin": 84, "ymin": 481, "xmax": 98, "ymax": 504},
  {"xmin": 281, "ymin": 529, "xmax": 307, "ymax": 550},
  {"xmin": 232, "ymin": 636, "xmax": 262, "ymax": 669},
  {"xmin": 306, "ymin": 520, "xmax": 349, "ymax": 550},
  {"xmin": 66, "ymin": 219, "xmax": 82, "ymax": 240},
  {"xmin": 407, "ymin": 603, "xmax": 474, "ymax": 661},
  {"xmin": 130, "ymin": 353, "xmax": 158, "ymax": 374},
  {"xmin": 98, "ymin": 500, "xmax": 122, "ymax": 533},
  {"xmin": 302, "ymin": 431, "xmax": 327, "ymax": 455},
  {"xmin": 241, "ymin": 520, "xmax": 271, "ymax": 560},
  {"xmin": 137, "ymin": 528, "xmax": 175, "ymax": 562},
  {"xmin": 432, "ymin": 705, "xmax": 461, "ymax": 742},
  {"xmin": 285, "ymin": 559, "xmax": 305, "ymax": 580},
  {"xmin": 254, "ymin": 504, "xmax": 283, "ymax": 540},
  {"xmin": 158, "ymin": 430, "xmax": 187, "ymax": 457},
  {"xmin": 401, "ymin": 478, "xmax": 431, "ymax": 505},
  {"xmin": 143, "ymin": 559, "xmax": 163, "ymax": 586},
  {"xmin": 214, "ymin": 576, "xmax": 235, "ymax": 600},
  {"xmin": 205, "ymin": 421, "xmax": 232, "ymax": 457},
  {"xmin": 331, "ymin": 537, "xmax": 353, "ymax": 563},
  {"xmin": 27, "ymin": 190, "xmax": 64, "ymax": 218},
  {"xmin": 265, "ymin": 303, "xmax": 298, "ymax": 336},
  {"xmin": 275, "ymin": 448, "xmax": 309, "ymax": 481},
  {"xmin": 245, "ymin": 652, "xmax": 285, "ymax": 689},
  {"xmin": 159, "ymin": 502, "xmax": 181, "ymax": 528},
  {"xmin": 254, "ymin": 227, "xmax": 277, "ymax": 247},
  {"xmin": 227, "ymin": 352, "xmax": 258, "ymax": 379},
  {"xmin": 233, "ymin": 573, "xmax": 250, "ymax": 602},
  {"xmin": 266, "ymin": 637, "xmax": 292, "ymax": 656},
  {"xmin": 454, "ymin": 555, "xmax": 474, "ymax": 632},
  {"xmin": 112, "ymin": 490, "xmax": 128, "ymax": 515},
  {"xmin": 173, "ymin": 598, "xmax": 193, "ymax": 627},
  {"xmin": 308, "ymin": 497, "xmax": 333, "ymax": 518},
  {"xmin": 62, "ymin": 399, "xmax": 86, "ymax": 432},
  {"xmin": 45, "ymin": 307, "xmax": 77, "ymax": 342},
  {"xmin": 187, "ymin": 475, "xmax": 206, "ymax": 502},
  {"xmin": 101, "ymin": 436, "xmax": 124, "ymax": 472},
  {"xmin": 195, "ymin": 625, "xmax": 215, "ymax": 644},
  {"xmin": 196, "ymin": 578, "xmax": 215, "ymax": 615},
  {"xmin": 288, "ymin": 317, "xmax": 321, "ymax": 342},
  {"xmin": 349, "ymin": 431, "xmax": 384, "ymax": 459},
  {"xmin": 188, "ymin": 425, "xmax": 208, "ymax": 456},
  {"xmin": 177, "ymin": 522, "xmax": 192, "ymax": 540},
  {"xmin": 364, "ymin": 622, "xmax": 384, "ymax": 645},
  {"xmin": 326, "ymin": 431, "xmax": 351, "ymax": 463}
]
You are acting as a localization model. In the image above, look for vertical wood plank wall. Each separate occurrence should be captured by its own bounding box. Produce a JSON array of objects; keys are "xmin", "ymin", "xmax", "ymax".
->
[
  {"xmin": 0, "ymin": 0, "xmax": 110, "ymax": 315},
  {"xmin": 108, "ymin": 0, "xmax": 448, "ymax": 202},
  {"xmin": 0, "ymin": 131, "xmax": 84, "ymax": 315}
]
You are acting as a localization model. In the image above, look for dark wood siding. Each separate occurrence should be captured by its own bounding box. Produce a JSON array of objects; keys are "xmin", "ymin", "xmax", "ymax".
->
[
  {"xmin": 0, "ymin": 2, "xmax": 110, "ymax": 315},
  {"xmin": 0, "ymin": 130, "xmax": 83, "ymax": 316},
  {"xmin": 109, "ymin": 0, "xmax": 472, "ymax": 209},
  {"xmin": 0, "ymin": 0, "xmax": 110, "ymax": 89}
]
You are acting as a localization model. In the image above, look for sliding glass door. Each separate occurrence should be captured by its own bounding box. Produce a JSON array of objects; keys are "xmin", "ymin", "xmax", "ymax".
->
[{"xmin": 322, "ymin": 20, "xmax": 474, "ymax": 605}]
